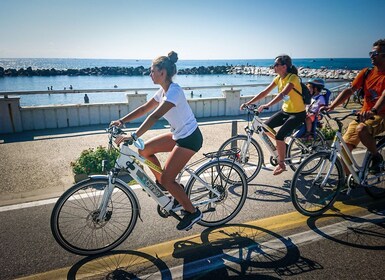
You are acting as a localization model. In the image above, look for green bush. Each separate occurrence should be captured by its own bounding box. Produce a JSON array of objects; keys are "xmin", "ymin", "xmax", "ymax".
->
[
  {"xmin": 320, "ymin": 126, "xmax": 338, "ymax": 141},
  {"xmin": 71, "ymin": 146, "xmax": 119, "ymax": 175}
]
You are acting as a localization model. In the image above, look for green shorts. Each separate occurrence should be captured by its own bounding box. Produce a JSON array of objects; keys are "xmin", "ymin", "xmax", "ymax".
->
[{"xmin": 176, "ymin": 127, "xmax": 203, "ymax": 152}]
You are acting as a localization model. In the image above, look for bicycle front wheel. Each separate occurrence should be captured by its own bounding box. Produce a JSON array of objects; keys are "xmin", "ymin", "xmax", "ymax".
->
[
  {"xmin": 363, "ymin": 141, "xmax": 385, "ymax": 199},
  {"xmin": 290, "ymin": 151, "xmax": 344, "ymax": 216},
  {"xmin": 219, "ymin": 134, "xmax": 263, "ymax": 182},
  {"xmin": 287, "ymin": 129, "xmax": 326, "ymax": 172},
  {"xmin": 50, "ymin": 177, "xmax": 139, "ymax": 255},
  {"xmin": 185, "ymin": 159, "xmax": 248, "ymax": 227}
]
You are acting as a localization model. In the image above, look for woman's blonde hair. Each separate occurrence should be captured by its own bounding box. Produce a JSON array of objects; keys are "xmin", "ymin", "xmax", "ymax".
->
[{"xmin": 152, "ymin": 51, "xmax": 178, "ymax": 81}]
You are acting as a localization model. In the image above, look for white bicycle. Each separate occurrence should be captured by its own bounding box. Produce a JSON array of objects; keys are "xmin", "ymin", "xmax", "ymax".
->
[
  {"xmin": 219, "ymin": 104, "xmax": 326, "ymax": 182},
  {"xmin": 50, "ymin": 126, "xmax": 248, "ymax": 255},
  {"xmin": 291, "ymin": 110, "xmax": 385, "ymax": 216}
]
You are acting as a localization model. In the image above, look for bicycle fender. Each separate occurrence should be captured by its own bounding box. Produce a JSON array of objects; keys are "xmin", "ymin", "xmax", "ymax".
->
[{"xmin": 87, "ymin": 175, "xmax": 142, "ymax": 220}]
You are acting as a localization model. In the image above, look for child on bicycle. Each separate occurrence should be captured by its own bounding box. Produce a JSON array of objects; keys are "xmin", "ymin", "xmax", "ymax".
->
[
  {"xmin": 327, "ymin": 38, "xmax": 385, "ymax": 174},
  {"xmin": 240, "ymin": 54, "xmax": 306, "ymax": 175},
  {"xmin": 110, "ymin": 51, "xmax": 203, "ymax": 231},
  {"xmin": 301, "ymin": 78, "xmax": 328, "ymax": 141}
]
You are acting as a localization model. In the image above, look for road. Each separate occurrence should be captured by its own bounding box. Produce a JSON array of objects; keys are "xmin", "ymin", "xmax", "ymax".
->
[{"xmin": 1, "ymin": 161, "xmax": 385, "ymax": 279}]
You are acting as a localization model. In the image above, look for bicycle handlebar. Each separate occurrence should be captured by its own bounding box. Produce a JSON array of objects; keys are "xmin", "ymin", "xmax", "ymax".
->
[{"xmin": 243, "ymin": 104, "xmax": 269, "ymax": 116}]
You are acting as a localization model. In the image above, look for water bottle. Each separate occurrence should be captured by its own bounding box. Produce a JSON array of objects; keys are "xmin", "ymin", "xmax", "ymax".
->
[{"xmin": 134, "ymin": 138, "xmax": 145, "ymax": 150}]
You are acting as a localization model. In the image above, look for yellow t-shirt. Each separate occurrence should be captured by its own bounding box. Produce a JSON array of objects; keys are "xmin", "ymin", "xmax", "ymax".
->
[{"xmin": 273, "ymin": 74, "xmax": 305, "ymax": 113}]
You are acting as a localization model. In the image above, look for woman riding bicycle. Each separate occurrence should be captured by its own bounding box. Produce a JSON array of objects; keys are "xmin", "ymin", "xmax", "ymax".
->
[
  {"xmin": 110, "ymin": 51, "xmax": 203, "ymax": 231},
  {"xmin": 240, "ymin": 54, "xmax": 306, "ymax": 175}
]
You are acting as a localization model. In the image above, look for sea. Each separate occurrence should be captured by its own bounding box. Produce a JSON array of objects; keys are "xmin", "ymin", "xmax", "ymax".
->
[{"xmin": 0, "ymin": 58, "xmax": 372, "ymax": 106}]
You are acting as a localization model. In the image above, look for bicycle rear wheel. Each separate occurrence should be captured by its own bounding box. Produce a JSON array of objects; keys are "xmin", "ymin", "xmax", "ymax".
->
[
  {"xmin": 287, "ymin": 129, "xmax": 326, "ymax": 172},
  {"xmin": 185, "ymin": 159, "xmax": 248, "ymax": 227},
  {"xmin": 50, "ymin": 177, "xmax": 139, "ymax": 255},
  {"xmin": 363, "ymin": 141, "xmax": 385, "ymax": 199},
  {"xmin": 290, "ymin": 151, "xmax": 344, "ymax": 216},
  {"xmin": 219, "ymin": 135, "xmax": 263, "ymax": 182}
]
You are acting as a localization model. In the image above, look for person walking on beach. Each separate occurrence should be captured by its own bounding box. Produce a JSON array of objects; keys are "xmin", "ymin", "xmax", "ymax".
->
[
  {"xmin": 110, "ymin": 51, "xmax": 203, "ymax": 231},
  {"xmin": 327, "ymin": 38, "xmax": 385, "ymax": 174},
  {"xmin": 240, "ymin": 55, "xmax": 306, "ymax": 175}
]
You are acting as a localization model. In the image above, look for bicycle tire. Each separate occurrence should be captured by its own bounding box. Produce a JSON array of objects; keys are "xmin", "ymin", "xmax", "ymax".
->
[
  {"xmin": 290, "ymin": 151, "xmax": 344, "ymax": 216},
  {"xmin": 287, "ymin": 129, "xmax": 326, "ymax": 172},
  {"xmin": 363, "ymin": 141, "xmax": 385, "ymax": 199},
  {"xmin": 51, "ymin": 177, "xmax": 139, "ymax": 255},
  {"xmin": 185, "ymin": 159, "xmax": 248, "ymax": 227},
  {"xmin": 218, "ymin": 134, "xmax": 263, "ymax": 182},
  {"xmin": 342, "ymin": 96, "xmax": 350, "ymax": 108}
]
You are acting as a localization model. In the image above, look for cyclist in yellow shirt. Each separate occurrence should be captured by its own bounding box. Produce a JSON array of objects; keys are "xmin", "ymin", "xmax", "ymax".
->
[{"xmin": 241, "ymin": 55, "xmax": 306, "ymax": 175}]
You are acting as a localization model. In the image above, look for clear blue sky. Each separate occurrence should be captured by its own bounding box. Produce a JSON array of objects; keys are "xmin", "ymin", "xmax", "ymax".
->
[{"xmin": 0, "ymin": 0, "xmax": 384, "ymax": 59}]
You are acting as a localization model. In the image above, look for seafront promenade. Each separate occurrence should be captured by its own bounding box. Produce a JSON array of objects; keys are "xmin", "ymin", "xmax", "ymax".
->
[{"xmin": 0, "ymin": 115, "xmax": 252, "ymax": 206}]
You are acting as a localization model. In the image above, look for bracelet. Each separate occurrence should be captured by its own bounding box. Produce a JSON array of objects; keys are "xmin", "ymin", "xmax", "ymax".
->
[
  {"xmin": 118, "ymin": 119, "xmax": 124, "ymax": 125},
  {"xmin": 131, "ymin": 132, "xmax": 138, "ymax": 141},
  {"xmin": 371, "ymin": 108, "xmax": 378, "ymax": 115}
]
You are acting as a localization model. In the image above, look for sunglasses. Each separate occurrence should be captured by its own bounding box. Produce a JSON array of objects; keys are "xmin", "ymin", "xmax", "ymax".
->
[
  {"xmin": 369, "ymin": 50, "xmax": 385, "ymax": 57},
  {"xmin": 273, "ymin": 63, "xmax": 284, "ymax": 67}
]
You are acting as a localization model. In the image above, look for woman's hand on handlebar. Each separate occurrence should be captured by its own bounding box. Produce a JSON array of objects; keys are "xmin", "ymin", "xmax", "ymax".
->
[
  {"xmin": 257, "ymin": 104, "xmax": 269, "ymax": 113},
  {"xmin": 114, "ymin": 135, "xmax": 132, "ymax": 146},
  {"xmin": 240, "ymin": 103, "xmax": 249, "ymax": 110},
  {"xmin": 110, "ymin": 119, "xmax": 124, "ymax": 127}
]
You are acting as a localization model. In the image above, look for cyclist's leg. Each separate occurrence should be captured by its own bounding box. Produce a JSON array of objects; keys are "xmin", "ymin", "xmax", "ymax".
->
[
  {"xmin": 264, "ymin": 111, "xmax": 288, "ymax": 174},
  {"xmin": 342, "ymin": 120, "xmax": 361, "ymax": 174},
  {"xmin": 139, "ymin": 132, "xmax": 175, "ymax": 181},
  {"xmin": 162, "ymin": 145, "xmax": 196, "ymax": 213},
  {"xmin": 357, "ymin": 116, "xmax": 385, "ymax": 172},
  {"xmin": 163, "ymin": 128, "xmax": 204, "ymax": 230},
  {"xmin": 275, "ymin": 111, "xmax": 306, "ymax": 174},
  {"xmin": 357, "ymin": 116, "xmax": 385, "ymax": 153}
]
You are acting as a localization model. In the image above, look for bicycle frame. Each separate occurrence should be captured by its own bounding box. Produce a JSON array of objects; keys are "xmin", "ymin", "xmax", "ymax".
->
[
  {"xmin": 97, "ymin": 140, "xmax": 224, "ymax": 221},
  {"xmin": 243, "ymin": 109, "xmax": 311, "ymax": 165}
]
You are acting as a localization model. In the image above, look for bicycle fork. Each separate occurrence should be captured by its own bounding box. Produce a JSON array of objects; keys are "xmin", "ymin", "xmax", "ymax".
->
[
  {"xmin": 95, "ymin": 171, "xmax": 116, "ymax": 222},
  {"xmin": 315, "ymin": 153, "xmax": 337, "ymax": 188}
]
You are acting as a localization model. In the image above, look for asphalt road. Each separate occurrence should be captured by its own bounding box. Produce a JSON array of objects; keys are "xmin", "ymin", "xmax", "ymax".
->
[{"xmin": 1, "ymin": 164, "xmax": 385, "ymax": 280}]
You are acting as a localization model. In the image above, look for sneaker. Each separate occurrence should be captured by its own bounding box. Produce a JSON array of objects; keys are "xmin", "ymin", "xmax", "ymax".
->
[
  {"xmin": 176, "ymin": 208, "xmax": 202, "ymax": 231},
  {"xmin": 369, "ymin": 153, "xmax": 384, "ymax": 174}
]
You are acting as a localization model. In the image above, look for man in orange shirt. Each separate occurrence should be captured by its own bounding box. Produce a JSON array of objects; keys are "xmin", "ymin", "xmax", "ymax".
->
[{"xmin": 329, "ymin": 38, "xmax": 385, "ymax": 173}]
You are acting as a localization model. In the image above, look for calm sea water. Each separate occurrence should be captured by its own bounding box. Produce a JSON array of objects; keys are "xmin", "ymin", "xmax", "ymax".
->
[{"xmin": 0, "ymin": 58, "xmax": 371, "ymax": 106}]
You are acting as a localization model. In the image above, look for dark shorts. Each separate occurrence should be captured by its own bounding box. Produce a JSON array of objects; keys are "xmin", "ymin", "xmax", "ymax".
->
[
  {"xmin": 265, "ymin": 110, "xmax": 306, "ymax": 140},
  {"xmin": 176, "ymin": 127, "xmax": 203, "ymax": 152}
]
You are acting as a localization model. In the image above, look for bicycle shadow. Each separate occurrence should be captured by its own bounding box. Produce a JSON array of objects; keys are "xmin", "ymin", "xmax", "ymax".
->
[
  {"xmin": 247, "ymin": 182, "xmax": 291, "ymax": 203},
  {"xmin": 306, "ymin": 209, "xmax": 385, "ymax": 250},
  {"xmin": 172, "ymin": 223, "xmax": 322, "ymax": 279},
  {"xmin": 67, "ymin": 249, "xmax": 172, "ymax": 280}
]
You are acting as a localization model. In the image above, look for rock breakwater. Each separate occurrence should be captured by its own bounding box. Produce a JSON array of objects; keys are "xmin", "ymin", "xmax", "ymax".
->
[{"xmin": 0, "ymin": 65, "xmax": 360, "ymax": 80}]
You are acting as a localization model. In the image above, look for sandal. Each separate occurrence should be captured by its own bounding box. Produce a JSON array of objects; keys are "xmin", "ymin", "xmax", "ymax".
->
[{"xmin": 273, "ymin": 162, "xmax": 287, "ymax": 176}]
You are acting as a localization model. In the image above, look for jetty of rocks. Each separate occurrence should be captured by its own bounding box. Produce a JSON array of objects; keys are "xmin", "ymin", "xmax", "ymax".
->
[{"xmin": 0, "ymin": 65, "xmax": 360, "ymax": 80}]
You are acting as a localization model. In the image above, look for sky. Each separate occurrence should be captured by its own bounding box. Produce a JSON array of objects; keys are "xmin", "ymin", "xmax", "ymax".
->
[{"xmin": 0, "ymin": 0, "xmax": 384, "ymax": 60}]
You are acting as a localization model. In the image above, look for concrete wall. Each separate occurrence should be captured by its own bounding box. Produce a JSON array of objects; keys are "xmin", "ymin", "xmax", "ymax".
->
[{"xmin": 0, "ymin": 90, "xmax": 279, "ymax": 134}]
